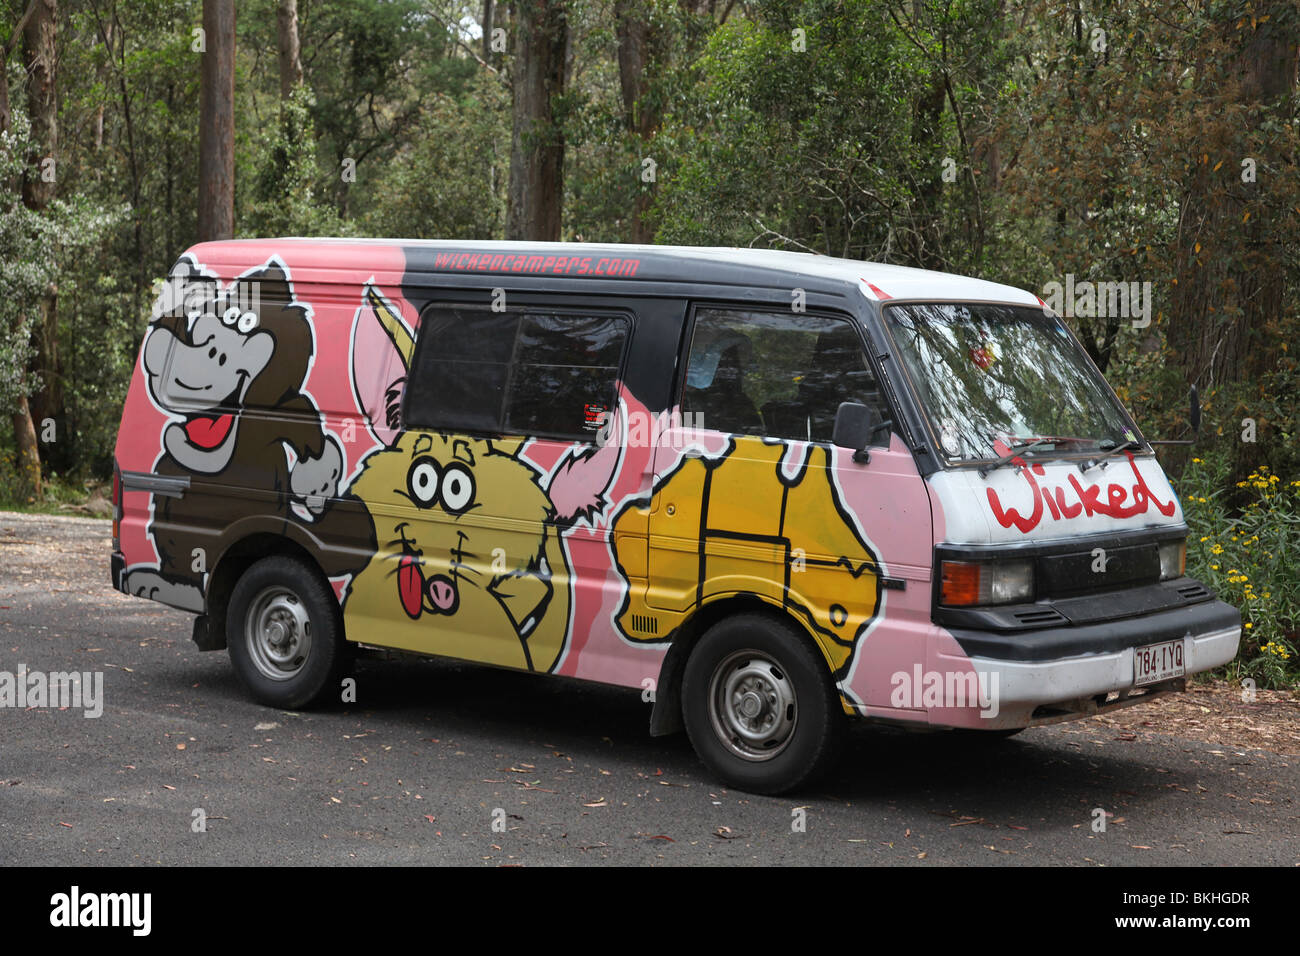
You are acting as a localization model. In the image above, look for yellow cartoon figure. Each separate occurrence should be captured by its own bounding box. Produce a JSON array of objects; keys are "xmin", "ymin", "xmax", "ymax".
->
[
  {"xmin": 341, "ymin": 287, "xmax": 570, "ymax": 672},
  {"xmin": 614, "ymin": 437, "xmax": 880, "ymax": 681}
]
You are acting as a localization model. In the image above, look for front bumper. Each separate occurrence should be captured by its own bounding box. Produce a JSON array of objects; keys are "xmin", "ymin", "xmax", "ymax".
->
[
  {"xmin": 967, "ymin": 624, "xmax": 1239, "ymax": 728},
  {"xmin": 935, "ymin": 598, "xmax": 1241, "ymax": 729}
]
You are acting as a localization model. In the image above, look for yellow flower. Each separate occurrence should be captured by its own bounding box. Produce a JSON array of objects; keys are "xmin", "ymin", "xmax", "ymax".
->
[{"xmin": 1244, "ymin": 622, "xmax": 1252, "ymax": 629}]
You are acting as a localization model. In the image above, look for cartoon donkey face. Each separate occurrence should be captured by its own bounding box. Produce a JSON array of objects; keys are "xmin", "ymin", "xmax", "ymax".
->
[
  {"xmin": 349, "ymin": 428, "xmax": 557, "ymax": 630},
  {"xmin": 341, "ymin": 285, "xmax": 635, "ymax": 672},
  {"xmin": 343, "ymin": 287, "xmax": 574, "ymax": 671}
]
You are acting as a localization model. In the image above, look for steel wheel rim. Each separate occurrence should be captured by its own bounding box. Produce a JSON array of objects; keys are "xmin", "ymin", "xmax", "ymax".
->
[
  {"xmin": 707, "ymin": 650, "xmax": 798, "ymax": 762},
  {"xmin": 245, "ymin": 586, "xmax": 312, "ymax": 681}
]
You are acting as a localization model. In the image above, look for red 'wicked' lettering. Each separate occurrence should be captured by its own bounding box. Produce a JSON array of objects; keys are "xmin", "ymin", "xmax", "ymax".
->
[
  {"xmin": 1125, "ymin": 453, "xmax": 1176, "ymax": 517},
  {"xmin": 1067, "ymin": 474, "xmax": 1104, "ymax": 516},
  {"xmin": 987, "ymin": 453, "xmax": 1175, "ymax": 533},
  {"xmin": 1054, "ymin": 486, "xmax": 1082, "ymax": 518},
  {"xmin": 986, "ymin": 458, "xmax": 1044, "ymax": 533}
]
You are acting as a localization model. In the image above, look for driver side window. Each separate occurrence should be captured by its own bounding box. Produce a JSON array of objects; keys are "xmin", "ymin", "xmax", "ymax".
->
[{"xmin": 682, "ymin": 308, "xmax": 890, "ymax": 443}]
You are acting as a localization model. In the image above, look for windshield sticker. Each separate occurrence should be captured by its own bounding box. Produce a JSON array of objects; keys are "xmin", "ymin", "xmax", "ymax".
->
[{"xmin": 968, "ymin": 342, "xmax": 998, "ymax": 370}]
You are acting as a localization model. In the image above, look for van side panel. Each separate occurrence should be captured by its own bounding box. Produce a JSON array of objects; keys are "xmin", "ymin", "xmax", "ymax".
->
[
  {"xmin": 114, "ymin": 242, "xmax": 407, "ymax": 614},
  {"xmin": 116, "ymin": 240, "xmax": 694, "ymax": 691}
]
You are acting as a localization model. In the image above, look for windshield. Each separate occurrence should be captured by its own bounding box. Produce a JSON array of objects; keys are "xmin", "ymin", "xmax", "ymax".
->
[{"xmin": 885, "ymin": 303, "xmax": 1141, "ymax": 463}]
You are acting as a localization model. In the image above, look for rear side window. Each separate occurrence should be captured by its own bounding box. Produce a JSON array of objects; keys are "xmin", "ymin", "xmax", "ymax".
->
[
  {"xmin": 682, "ymin": 308, "xmax": 889, "ymax": 443},
  {"xmin": 405, "ymin": 306, "xmax": 631, "ymax": 441}
]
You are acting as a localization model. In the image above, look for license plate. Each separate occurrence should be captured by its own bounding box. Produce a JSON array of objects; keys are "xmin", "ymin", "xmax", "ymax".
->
[{"xmin": 1134, "ymin": 639, "xmax": 1184, "ymax": 686}]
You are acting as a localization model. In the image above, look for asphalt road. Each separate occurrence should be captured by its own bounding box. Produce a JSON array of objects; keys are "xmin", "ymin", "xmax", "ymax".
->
[{"xmin": 1, "ymin": 511, "xmax": 1296, "ymax": 866}]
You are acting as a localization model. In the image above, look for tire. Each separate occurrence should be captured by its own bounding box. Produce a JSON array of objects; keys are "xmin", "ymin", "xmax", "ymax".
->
[
  {"xmin": 226, "ymin": 555, "xmax": 351, "ymax": 710},
  {"xmin": 681, "ymin": 613, "xmax": 844, "ymax": 795}
]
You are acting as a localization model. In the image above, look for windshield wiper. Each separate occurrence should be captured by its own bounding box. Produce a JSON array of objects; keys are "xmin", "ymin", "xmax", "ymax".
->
[
  {"xmin": 978, "ymin": 438, "xmax": 1053, "ymax": 478},
  {"xmin": 1079, "ymin": 439, "xmax": 1141, "ymax": 472}
]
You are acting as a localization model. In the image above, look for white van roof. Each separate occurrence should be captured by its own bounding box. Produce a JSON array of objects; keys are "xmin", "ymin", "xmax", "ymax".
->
[{"xmin": 193, "ymin": 238, "xmax": 1043, "ymax": 307}]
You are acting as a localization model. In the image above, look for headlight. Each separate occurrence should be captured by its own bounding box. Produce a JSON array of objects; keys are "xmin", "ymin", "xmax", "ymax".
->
[
  {"xmin": 1159, "ymin": 539, "xmax": 1186, "ymax": 580},
  {"xmin": 940, "ymin": 559, "xmax": 1034, "ymax": 606}
]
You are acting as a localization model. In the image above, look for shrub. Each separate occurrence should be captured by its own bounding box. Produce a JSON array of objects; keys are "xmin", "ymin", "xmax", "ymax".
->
[{"xmin": 1178, "ymin": 452, "xmax": 1299, "ymax": 688}]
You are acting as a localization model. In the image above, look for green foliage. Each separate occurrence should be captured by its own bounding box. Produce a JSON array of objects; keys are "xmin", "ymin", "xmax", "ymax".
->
[
  {"xmin": 1179, "ymin": 452, "xmax": 1299, "ymax": 688},
  {"xmin": 0, "ymin": 112, "xmax": 52, "ymax": 412},
  {"xmin": 652, "ymin": 0, "xmax": 1009, "ymax": 270},
  {"xmin": 359, "ymin": 74, "xmax": 510, "ymax": 239},
  {"xmin": 0, "ymin": 112, "xmax": 124, "ymax": 427},
  {"xmin": 244, "ymin": 85, "xmax": 346, "ymax": 237}
]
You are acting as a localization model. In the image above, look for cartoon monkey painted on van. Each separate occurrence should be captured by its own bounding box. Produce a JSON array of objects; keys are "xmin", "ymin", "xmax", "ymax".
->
[
  {"xmin": 121, "ymin": 256, "xmax": 346, "ymax": 610},
  {"xmin": 340, "ymin": 286, "xmax": 625, "ymax": 673}
]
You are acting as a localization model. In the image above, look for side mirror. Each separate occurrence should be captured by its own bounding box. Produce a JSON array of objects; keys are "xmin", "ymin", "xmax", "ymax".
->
[{"xmin": 833, "ymin": 402, "xmax": 891, "ymax": 463}]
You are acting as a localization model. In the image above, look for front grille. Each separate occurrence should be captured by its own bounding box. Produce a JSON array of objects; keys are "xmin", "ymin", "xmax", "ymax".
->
[{"xmin": 1038, "ymin": 543, "xmax": 1161, "ymax": 597}]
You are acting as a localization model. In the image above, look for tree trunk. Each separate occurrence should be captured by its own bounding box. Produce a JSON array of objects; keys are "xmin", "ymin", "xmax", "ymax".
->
[
  {"xmin": 506, "ymin": 0, "xmax": 567, "ymax": 241},
  {"xmin": 277, "ymin": 0, "xmax": 303, "ymax": 100},
  {"xmin": 21, "ymin": 0, "xmax": 59, "ymax": 479},
  {"xmin": 1170, "ymin": 10, "xmax": 1298, "ymax": 390},
  {"xmin": 1168, "ymin": 4, "xmax": 1298, "ymax": 494},
  {"xmin": 482, "ymin": 0, "xmax": 494, "ymax": 64},
  {"xmin": 10, "ymin": 398, "xmax": 43, "ymax": 498},
  {"xmin": 20, "ymin": 0, "xmax": 56, "ymax": 218},
  {"xmin": 615, "ymin": 0, "xmax": 659, "ymax": 243},
  {"xmin": 0, "ymin": 37, "xmax": 9, "ymax": 135},
  {"xmin": 93, "ymin": 16, "xmax": 113, "ymax": 151},
  {"xmin": 198, "ymin": 0, "xmax": 235, "ymax": 242}
]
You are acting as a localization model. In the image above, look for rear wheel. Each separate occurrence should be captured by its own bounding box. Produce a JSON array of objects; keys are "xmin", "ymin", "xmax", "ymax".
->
[
  {"xmin": 226, "ymin": 555, "xmax": 350, "ymax": 709},
  {"xmin": 682, "ymin": 613, "xmax": 843, "ymax": 795}
]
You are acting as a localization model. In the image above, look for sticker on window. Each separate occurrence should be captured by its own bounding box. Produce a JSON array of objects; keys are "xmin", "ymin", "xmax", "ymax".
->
[{"xmin": 583, "ymin": 403, "xmax": 609, "ymax": 432}]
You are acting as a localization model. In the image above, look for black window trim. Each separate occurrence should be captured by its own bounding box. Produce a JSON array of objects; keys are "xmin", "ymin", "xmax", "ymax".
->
[{"xmin": 402, "ymin": 300, "xmax": 638, "ymax": 445}]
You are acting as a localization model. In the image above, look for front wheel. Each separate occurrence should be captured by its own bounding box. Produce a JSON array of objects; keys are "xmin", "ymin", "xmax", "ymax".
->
[
  {"xmin": 681, "ymin": 613, "xmax": 844, "ymax": 795},
  {"xmin": 226, "ymin": 555, "xmax": 350, "ymax": 709}
]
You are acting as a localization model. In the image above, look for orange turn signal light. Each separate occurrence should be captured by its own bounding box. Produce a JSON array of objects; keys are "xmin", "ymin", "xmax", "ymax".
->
[
  {"xmin": 939, "ymin": 558, "xmax": 1034, "ymax": 606},
  {"xmin": 940, "ymin": 561, "xmax": 983, "ymax": 606}
]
